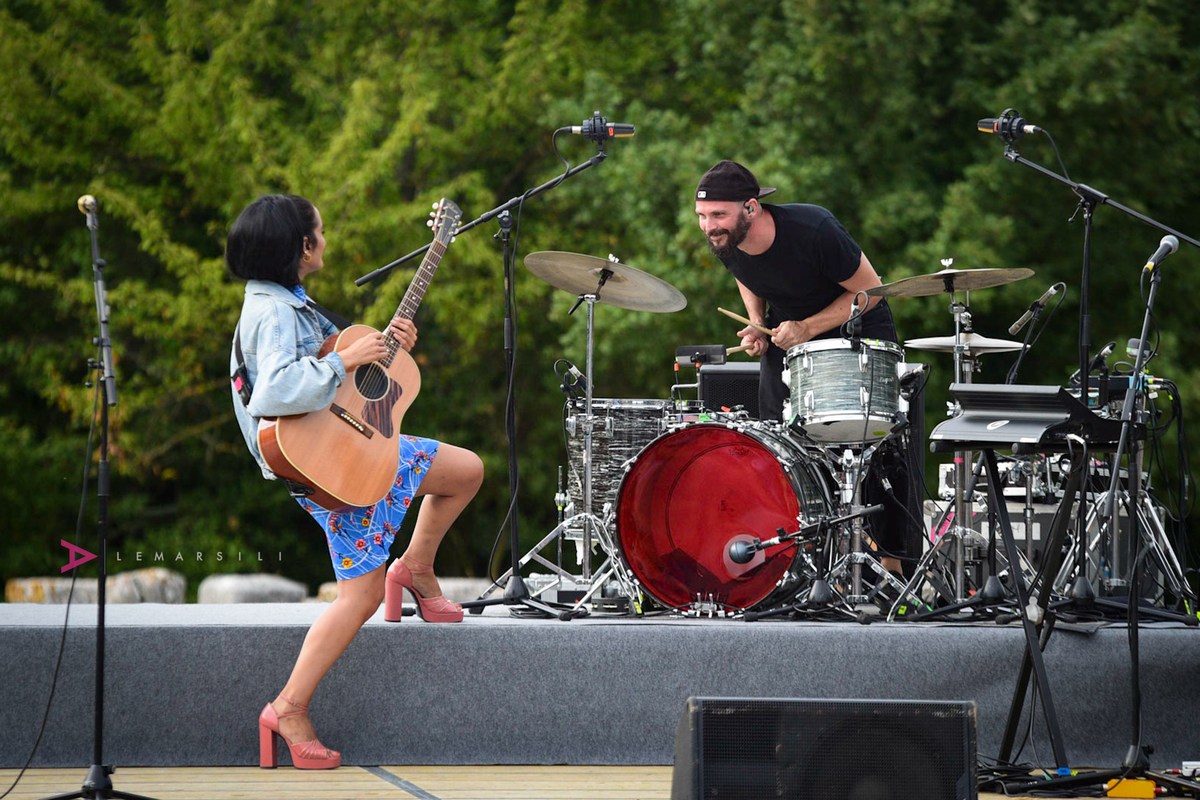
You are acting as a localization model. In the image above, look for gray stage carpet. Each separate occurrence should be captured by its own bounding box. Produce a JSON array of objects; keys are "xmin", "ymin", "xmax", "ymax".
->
[{"xmin": 1, "ymin": 603, "xmax": 1197, "ymax": 770}]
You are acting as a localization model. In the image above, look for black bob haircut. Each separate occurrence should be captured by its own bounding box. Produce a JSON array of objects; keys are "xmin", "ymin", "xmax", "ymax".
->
[{"xmin": 225, "ymin": 194, "xmax": 318, "ymax": 286}]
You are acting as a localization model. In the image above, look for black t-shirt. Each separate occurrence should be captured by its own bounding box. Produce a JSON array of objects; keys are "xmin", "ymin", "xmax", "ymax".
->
[
  {"xmin": 719, "ymin": 203, "xmax": 895, "ymax": 340},
  {"xmin": 717, "ymin": 203, "xmax": 897, "ymax": 419}
]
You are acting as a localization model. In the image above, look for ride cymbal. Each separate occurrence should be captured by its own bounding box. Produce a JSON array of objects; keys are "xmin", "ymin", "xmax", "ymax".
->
[
  {"xmin": 867, "ymin": 267, "xmax": 1035, "ymax": 298},
  {"xmin": 524, "ymin": 251, "xmax": 687, "ymax": 313},
  {"xmin": 904, "ymin": 331, "xmax": 1025, "ymax": 356}
]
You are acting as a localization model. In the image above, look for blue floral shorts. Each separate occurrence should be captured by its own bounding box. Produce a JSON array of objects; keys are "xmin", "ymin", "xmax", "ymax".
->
[{"xmin": 296, "ymin": 435, "xmax": 440, "ymax": 580}]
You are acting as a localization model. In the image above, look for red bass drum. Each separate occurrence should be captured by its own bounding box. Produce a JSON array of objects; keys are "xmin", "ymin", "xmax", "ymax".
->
[{"xmin": 615, "ymin": 422, "xmax": 832, "ymax": 613}]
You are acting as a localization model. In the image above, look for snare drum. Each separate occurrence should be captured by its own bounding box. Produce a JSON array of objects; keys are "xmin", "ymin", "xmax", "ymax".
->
[
  {"xmin": 615, "ymin": 421, "xmax": 833, "ymax": 612},
  {"xmin": 565, "ymin": 398, "xmax": 668, "ymax": 523},
  {"xmin": 784, "ymin": 339, "xmax": 902, "ymax": 442}
]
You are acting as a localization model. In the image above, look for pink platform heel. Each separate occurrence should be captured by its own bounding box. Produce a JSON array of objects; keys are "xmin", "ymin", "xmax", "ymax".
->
[
  {"xmin": 384, "ymin": 555, "xmax": 464, "ymax": 623},
  {"xmin": 258, "ymin": 692, "xmax": 341, "ymax": 770}
]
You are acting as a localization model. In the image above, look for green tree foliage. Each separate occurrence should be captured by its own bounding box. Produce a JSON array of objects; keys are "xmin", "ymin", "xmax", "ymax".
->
[{"xmin": 2, "ymin": 0, "xmax": 1197, "ymax": 595}]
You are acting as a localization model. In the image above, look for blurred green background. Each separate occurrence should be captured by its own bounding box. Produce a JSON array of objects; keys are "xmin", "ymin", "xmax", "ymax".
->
[{"xmin": 2, "ymin": 0, "xmax": 1196, "ymax": 597}]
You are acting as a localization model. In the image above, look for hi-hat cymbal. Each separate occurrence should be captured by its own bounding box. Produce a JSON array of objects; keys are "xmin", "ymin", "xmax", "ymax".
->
[
  {"xmin": 905, "ymin": 332, "xmax": 1025, "ymax": 356},
  {"xmin": 867, "ymin": 267, "xmax": 1034, "ymax": 298},
  {"xmin": 524, "ymin": 251, "xmax": 687, "ymax": 313}
]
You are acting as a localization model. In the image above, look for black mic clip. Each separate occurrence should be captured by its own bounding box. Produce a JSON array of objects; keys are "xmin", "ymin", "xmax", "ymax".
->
[
  {"xmin": 559, "ymin": 361, "xmax": 588, "ymax": 399},
  {"xmin": 846, "ymin": 296, "xmax": 864, "ymax": 352}
]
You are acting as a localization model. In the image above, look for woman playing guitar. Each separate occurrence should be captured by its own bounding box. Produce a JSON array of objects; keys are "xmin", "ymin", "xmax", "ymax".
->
[{"xmin": 226, "ymin": 194, "xmax": 483, "ymax": 770}]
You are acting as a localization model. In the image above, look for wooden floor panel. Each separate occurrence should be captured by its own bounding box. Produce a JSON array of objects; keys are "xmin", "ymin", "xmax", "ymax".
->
[{"xmin": 0, "ymin": 765, "xmax": 1051, "ymax": 799}]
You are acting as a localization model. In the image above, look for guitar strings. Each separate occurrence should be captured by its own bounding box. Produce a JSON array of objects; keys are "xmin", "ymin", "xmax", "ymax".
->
[{"xmin": 355, "ymin": 237, "xmax": 450, "ymax": 402}]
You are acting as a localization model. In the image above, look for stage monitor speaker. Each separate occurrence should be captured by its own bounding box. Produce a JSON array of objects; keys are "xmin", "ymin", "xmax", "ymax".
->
[
  {"xmin": 698, "ymin": 362, "xmax": 760, "ymax": 418},
  {"xmin": 671, "ymin": 696, "xmax": 977, "ymax": 800}
]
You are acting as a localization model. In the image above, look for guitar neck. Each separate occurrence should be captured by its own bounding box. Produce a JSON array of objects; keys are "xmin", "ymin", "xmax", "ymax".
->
[
  {"xmin": 381, "ymin": 198, "xmax": 460, "ymax": 366},
  {"xmin": 395, "ymin": 238, "xmax": 448, "ymax": 321}
]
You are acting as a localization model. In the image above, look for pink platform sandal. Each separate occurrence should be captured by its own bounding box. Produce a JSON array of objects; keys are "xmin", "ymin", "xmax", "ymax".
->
[
  {"xmin": 384, "ymin": 555, "xmax": 464, "ymax": 623},
  {"xmin": 258, "ymin": 692, "xmax": 341, "ymax": 770}
]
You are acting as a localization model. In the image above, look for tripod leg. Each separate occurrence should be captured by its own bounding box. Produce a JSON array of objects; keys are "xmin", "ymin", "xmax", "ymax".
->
[{"xmin": 987, "ymin": 448, "xmax": 1071, "ymax": 769}]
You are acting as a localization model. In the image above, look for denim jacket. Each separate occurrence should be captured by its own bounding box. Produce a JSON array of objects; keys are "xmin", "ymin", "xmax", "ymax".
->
[{"xmin": 230, "ymin": 280, "xmax": 346, "ymax": 478}]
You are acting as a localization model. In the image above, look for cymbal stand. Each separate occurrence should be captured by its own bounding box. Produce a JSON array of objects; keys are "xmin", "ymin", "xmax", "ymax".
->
[
  {"xmin": 1051, "ymin": 482, "xmax": 1194, "ymax": 611},
  {"xmin": 569, "ymin": 270, "xmax": 648, "ymax": 608},
  {"xmin": 895, "ymin": 286, "xmax": 985, "ymax": 611},
  {"xmin": 569, "ymin": 277, "xmax": 607, "ymax": 584},
  {"xmin": 903, "ymin": 454, "xmax": 1036, "ymax": 622},
  {"xmin": 473, "ymin": 268, "xmax": 643, "ymax": 616},
  {"xmin": 947, "ymin": 288, "xmax": 979, "ymax": 601}
]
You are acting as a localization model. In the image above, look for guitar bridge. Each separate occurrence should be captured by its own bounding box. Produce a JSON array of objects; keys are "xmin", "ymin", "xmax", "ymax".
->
[{"xmin": 329, "ymin": 404, "xmax": 374, "ymax": 438}]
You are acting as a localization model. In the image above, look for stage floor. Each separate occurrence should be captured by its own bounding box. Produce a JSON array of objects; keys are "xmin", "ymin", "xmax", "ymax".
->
[
  {"xmin": 2, "ymin": 603, "xmax": 1198, "ymax": 779},
  {"xmin": 0, "ymin": 765, "xmax": 1072, "ymax": 800}
]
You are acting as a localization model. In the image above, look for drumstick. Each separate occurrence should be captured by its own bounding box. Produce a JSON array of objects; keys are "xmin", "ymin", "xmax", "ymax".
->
[
  {"xmin": 725, "ymin": 344, "xmax": 753, "ymax": 356},
  {"xmin": 717, "ymin": 306, "xmax": 774, "ymax": 336}
]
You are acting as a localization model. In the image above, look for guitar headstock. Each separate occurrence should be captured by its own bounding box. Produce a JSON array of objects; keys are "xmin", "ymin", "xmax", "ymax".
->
[{"xmin": 427, "ymin": 198, "xmax": 462, "ymax": 245}]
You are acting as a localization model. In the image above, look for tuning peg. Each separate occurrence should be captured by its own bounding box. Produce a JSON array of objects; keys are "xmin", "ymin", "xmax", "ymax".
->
[
  {"xmin": 426, "ymin": 219, "xmax": 433, "ymax": 228},
  {"xmin": 432, "ymin": 202, "xmax": 439, "ymax": 209}
]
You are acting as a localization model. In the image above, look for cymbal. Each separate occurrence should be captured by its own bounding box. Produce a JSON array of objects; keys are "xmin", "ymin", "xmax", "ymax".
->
[
  {"xmin": 524, "ymin": 251, "xmax": 687, "ymax": 313},
  {"xmin": 866, "ymin": 267, "xmax": 1034, "ymax": 298},
  {"xmin": 905, "ymin": 332, "xmax": 1025, "ymax": 356}
]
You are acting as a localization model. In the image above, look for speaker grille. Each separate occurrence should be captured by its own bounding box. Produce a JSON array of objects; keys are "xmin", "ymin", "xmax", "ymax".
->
[{"xmin": 674, "ymin": 697, "xmax": 977, "ymax": 800}]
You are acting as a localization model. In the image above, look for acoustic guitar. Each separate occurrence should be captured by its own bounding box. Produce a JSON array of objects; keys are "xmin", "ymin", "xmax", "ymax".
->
[{"xmin": 258, "ymin": 199, "xmax": 462, "ymax": 511}]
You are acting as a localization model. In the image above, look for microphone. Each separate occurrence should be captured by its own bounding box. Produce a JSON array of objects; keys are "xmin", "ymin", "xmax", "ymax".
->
[
  {"xmin": 976, "ymin": 108, "xmax": 1040, "ymax": 143},
  {"xmin": 569, "ymin": 111, "xmax": 635, "ymax": 143},
  {"xmin": 1069, "ymin": 340, "xmax": 1116, "ymax": 385},
  {"xmin": 1142, "ymin": 234, "xmax": 1179, "ymax": 272},
  {"xmin": 728, "ymin": 538, "xmax": 759, "ymax": 565},
  {"xmin": 1008, "ymin": 283, "xmax": 1060, "ymax": 335},
  {"xmin": 1088, "ymin": 341, "xmax": 1116, "ymax": 372},
  {"xmin": 77, "ymin": 195, "xmax": 97, "ymax": 214}
]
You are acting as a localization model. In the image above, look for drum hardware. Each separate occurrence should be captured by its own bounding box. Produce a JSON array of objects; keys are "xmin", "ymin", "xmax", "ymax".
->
[
  {"xmin": 477, "ymin": 252, "xmax": 686, "ymax": 616},
  {"xmin": 824, "ymin": 445, "xmax": 916, "ymax": 607},
  {"xmin": 901, "ymin": 453, "xmax": 1036, "ymax": 622},
  {"xmin": 897, "ymin": 262, "xmax": 1034, "ymax": 603},
  {"xmin": 740, "ymin": 504, "xmax": 888, "ymax": 623},
  {"xmin": 1050, "ymin": 483, "xmax": 1189, "ymax": 608}
]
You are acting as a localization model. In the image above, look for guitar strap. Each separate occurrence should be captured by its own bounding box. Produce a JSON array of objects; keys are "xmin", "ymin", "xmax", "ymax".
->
[
  {"xmin": 305, "ymin": 298, "xmax": 353, "ymax": 330},
  {"xmin": 230, "ymin": 298, "xmax": 354, "ymax": 407}
]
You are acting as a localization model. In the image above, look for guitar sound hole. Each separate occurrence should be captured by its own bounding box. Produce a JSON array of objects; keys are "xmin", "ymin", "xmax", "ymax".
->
[{"xmin": 354, "ymin": 363, "xmax": 390, "ymax": 401}]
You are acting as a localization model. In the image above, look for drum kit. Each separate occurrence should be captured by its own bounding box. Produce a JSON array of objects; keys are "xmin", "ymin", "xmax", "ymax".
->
[{"xmin": 515, "ymin": 250, "xmax": 1053, "ymax": 619}]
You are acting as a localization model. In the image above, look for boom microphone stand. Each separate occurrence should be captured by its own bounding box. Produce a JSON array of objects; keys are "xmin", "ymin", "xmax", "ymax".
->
[
  {"xmin": 43, "ymin": 198, "xmax": 156, "ymax": 800},
  {"xmin": 356, "ymin": 112, "xmax": 631, "ymax": 618},
  {"xmin": 978, "ymin": 108, "xmax": 1200, "ymax": 795}
]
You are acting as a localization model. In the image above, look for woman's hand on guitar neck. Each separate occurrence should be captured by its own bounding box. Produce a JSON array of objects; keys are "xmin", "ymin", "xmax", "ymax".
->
[
  {"xmin": 337, "ymin": 317, "xmax": 419, "ymax": 372},
  {"xmin": 386, "ymin": 317, "xmax": 418, "ymax": 352}
]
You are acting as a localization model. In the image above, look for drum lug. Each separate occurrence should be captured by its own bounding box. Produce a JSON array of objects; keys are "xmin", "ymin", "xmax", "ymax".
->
[
  {"xmin": 804, "ymin": 353, "xmax": 814, "ymax": 376},
  {"xmin": 804, "ymin": 390, "xmax": 815, "ymax": 412},
  {"xmin": 860, "ymin": 385, "xmax": 870, "ymax": 410},
  {"xmin": 859, "ymin": 350, "xmax": 869, "ymax": 372}
]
